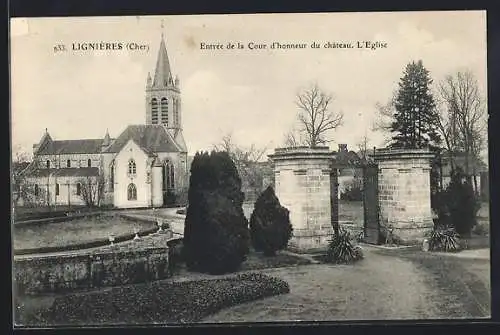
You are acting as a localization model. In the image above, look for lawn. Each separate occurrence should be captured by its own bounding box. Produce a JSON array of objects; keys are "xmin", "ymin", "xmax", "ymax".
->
[
  {"xmin": 241, "ymin": 251, "xmax": 312, "ymax": 271},
  {"xmin": 12, "ymin": 214, "xmax": 156, "ymax": 250}
]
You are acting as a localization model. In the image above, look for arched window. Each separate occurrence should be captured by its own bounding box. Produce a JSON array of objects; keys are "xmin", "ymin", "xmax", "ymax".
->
[
  {"xmin": 76, "ymin": 183, "xmax": 81, "ymax": 196},
  {"xmin": 164, "ymin": 162, "xmax": 175, "ymax": 190},
  {"xmin": 46, "ymin": 160, "xmax": 50, "ymax": 168},
  {"xmin": 151, "ymin": 98, "xmax": 159, "ymax": 124},
  {"xmin": 109, "ymin": 163, "xmax": 114, "ymax": 191},
  {"xmin": 34, "ymin": 184, "xmax": 39, "ymax": 196},
  {"xmin": 128, "ymin": 159, "xmax": 136, "ymax": 175},
  {"xmin": 127, "ymin": 183, "xmax": 137, "ymax": 200},
  {"xmin": 87, "ymin": 159, "xmax": 92, "ymax": 167},
  {"xmin": 67, "ymin": 159, "xmax": 71, "ymax": 168},
  {"xmin": 174, "ymin": 99, "xmax": 179, "ymax": 126},
  {"xmin": 161, "ymin": 97, "xmax": 168, "ymax": 126},
  {"xmin": 55, "ymin": 183, "xmax": 59, "ymax": 196},
  {"xmin": 170, "ymin": 165, "xmax": 175, "ymax": 189}
]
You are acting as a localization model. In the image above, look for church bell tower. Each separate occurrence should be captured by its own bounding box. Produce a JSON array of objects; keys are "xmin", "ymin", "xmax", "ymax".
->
[{"xmin": 145, "ymin": 27, "xmax": 182, "ymax": 131}]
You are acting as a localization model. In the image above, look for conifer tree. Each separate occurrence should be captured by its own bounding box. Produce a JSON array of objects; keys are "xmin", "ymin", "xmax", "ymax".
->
[
  {"xmin": 250, "ymin": 186, "xmax": 293, "ymax": 256},
  {"xmin": 391, "ymin": 60, "xmax": 441, "ymax": 149},
  {"xmin": 183, "ymin": 151, "xmax": 250, "ymax": 274}
]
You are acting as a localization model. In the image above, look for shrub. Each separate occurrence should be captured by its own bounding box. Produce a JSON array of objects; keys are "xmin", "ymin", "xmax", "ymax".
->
[
  {"xmin": 249, "ymin": 186, "xmax": 293, "ymax": 256},
  {"xmin": 428, "ymin": 225, "xmax": 461, "ymax": 252},
  {"xmin": 325, "ymin": 228, "xmax": 363, "ymax": 264},
  {"xmin": 184, "ymin": 151, "xmax": 250, "ymax": 275},
  {"xmin": 439, "ymin": 168, "xmax": 481, "ymax": 237},
  {"xmin": 43, "ymin": 273, "xmax": 289, "ymax": 325}
]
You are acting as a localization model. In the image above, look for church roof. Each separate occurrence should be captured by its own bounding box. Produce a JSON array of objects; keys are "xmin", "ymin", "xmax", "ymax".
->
[
  {"xmin": 170, "ymin": 128, "xmax": 188, "ymax": 152},
  {"xmin": 36, "ymin": 139, "xmax": 105, "ymax": 155},
  {"xmin": 104, "ymin": 124, "xmax": 180, "ymax": 154},
  {"xmin": 27, "ymin": 167, "xmax": 100, "ymax": 178},
  {"xmin": 152, "ymin": 36, "xmax": 172, "ymax": 87}
]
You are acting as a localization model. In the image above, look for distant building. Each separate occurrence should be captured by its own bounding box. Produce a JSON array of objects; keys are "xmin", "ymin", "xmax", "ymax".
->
[
  {"xmin": 333, "ymin": 144, "xmax": 365, "ymax": 200},
  {"xmin": 439, "ymin": 151, "xmax": 488, "ymax": 199},
  {"xmin": 18, "ymin": 32, "xmax": 189, "ymax": 209}
]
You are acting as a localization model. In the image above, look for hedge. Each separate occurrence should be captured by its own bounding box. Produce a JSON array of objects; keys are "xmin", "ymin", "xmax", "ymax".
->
[{"xmin": 27, "ymin": 273, "xmax": 290, "ymax": 325}]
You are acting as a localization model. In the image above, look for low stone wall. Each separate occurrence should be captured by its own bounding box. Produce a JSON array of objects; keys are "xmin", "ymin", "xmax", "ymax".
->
[{"xmin": 14, "ymin": 246, "xmax": 170, "ymax": 295}]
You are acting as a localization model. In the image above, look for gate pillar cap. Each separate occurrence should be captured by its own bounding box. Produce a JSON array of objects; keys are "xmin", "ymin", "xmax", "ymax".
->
[
  {"xmin": 373, "ymin": 148, "xmax": 435, "ymax": 162},
  {"xmin": 268, "ymin": 146, "xmax": 333, "ymax": 161}
]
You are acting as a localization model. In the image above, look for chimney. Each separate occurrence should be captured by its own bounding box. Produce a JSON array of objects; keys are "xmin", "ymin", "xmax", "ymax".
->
[{"xmin": 338, "ymin": 144, "xmax": 348, "ymax": 152}]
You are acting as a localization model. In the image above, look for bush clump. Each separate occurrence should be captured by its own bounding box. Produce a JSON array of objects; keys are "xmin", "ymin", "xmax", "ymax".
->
[
  {"xmin": 249, "ymin": 186, "xmax": 293, "ymax": 256},
  {"xmin": 42, "ymin": 273, "xmax": 289, "ymax": 325},
  {"xmin": 325, "ymin": 228, "xmax": 364, "ymax": 264},
  {"xmin": 428, "ymin": 225, "xmax": 461, "ymax": 252},
  {"xmin": 435, "ymin": 168, "xmax": 481, "ymax": 237},
  {"xmin": 183, "ymin": 151, "xmax": 250, "ymax": 275}
]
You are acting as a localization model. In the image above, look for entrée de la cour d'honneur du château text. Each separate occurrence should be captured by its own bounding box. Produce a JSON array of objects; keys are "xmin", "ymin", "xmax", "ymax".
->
[{"xmin": 199, "ymin": 40, "xmax": 388, "ymax": 50}]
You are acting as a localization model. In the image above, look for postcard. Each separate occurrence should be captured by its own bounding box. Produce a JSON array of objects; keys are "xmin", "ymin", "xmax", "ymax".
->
[{"xmin": 10, "ymin": 11, "xmax": 490, "ymax": 326}]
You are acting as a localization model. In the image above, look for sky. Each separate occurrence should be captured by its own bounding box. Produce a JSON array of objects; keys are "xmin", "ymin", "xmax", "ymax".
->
[{"xmin": 10, "ymin": 11, "xmax": 487, "ymax": 160}]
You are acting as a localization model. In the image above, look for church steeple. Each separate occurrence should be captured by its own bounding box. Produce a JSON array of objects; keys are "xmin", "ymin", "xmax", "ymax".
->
[
  {"xmin": 145, "ymin": 22, "xmax": 182, "ymax": 131},
  {"xmin": 102, "ymin": 129, "xmax": 111, "ymax": 147},
  {"xmin": 152, "ymin": 30, "xmax": 172, "ymax": 88}
]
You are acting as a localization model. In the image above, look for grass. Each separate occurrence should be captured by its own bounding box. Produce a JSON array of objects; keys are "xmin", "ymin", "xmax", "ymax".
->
[
  {"xmin": 169, "ymin": 247, "xmax": 313, "ymax": 278},
  {"xmin": 12, "ymin": 214, "xmax": 156, "ymax": 250},
  {"xmin": 240, "ymin": 250, "xmax": 312, "ymax": 271},
  {"xmin": 15, "ymin": 273, "xmax": 290, "ymax": 326}
]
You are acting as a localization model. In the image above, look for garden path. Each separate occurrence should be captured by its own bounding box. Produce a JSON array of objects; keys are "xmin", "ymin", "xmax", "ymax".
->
[{"xmin": 203, "ymin": 245, "xmax": 489, "ymax": 322}]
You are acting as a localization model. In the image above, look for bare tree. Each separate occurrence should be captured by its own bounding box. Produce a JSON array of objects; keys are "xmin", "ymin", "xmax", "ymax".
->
[
  {"xmin": 283, "ymin": 127, "xmax": 303, "ymax": 148},
  {"xmin": 356, "ymin": 133, "xmax": 371, "ymax": 161},
  {"xmin": 214, "ymin": 132, "xmax": 270, "ymax": 201},
  {"xmin": 372, "ymin": 93, "xmax": 397, "ymax": 147},
  {"xmin": 295, "ymin": 83, "xmax": 344, "ymax": 147},
  {"xmin": 11, "ymin": 149, "xmax": 42, "ymax": 210},
  {"xmin": 437, "ymin": 70, "xmax": 487, "ymax": 193},
  {"xmin": 78, "ymin": 175, "xmax": 105, "ymax": 209}
]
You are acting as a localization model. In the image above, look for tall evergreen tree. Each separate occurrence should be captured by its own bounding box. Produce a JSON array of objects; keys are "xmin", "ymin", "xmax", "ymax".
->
[
  {"xmin": 391, "ymin": 60, "xmax": 441, "ymax": 149},
  {"xmin": 183, "ymin": 150, "xmax": 250, "ymax": 274}
]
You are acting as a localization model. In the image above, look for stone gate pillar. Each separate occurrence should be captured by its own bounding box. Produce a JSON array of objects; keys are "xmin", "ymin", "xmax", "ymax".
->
[
  {"xmin": 269, "ymin": 147, "xmax": 334, "ymax": 251},
  {"xmin": 373, "ymin": 148, "xmax": 435, "ymax": 244}
]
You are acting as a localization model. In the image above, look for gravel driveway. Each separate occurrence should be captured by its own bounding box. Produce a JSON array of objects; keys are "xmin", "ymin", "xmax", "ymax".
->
[{"xmin": 203, "ymin": 246, "xmax": 490, "ymax": 322}]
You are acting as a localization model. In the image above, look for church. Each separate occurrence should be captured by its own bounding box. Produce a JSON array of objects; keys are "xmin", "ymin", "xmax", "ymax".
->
[{"xmin": 19, "ymin": 32, "xmax": 189, "ymax": 209}]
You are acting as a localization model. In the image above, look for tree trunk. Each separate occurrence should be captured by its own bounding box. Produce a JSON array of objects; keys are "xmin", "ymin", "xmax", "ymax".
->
[{"xmin": 473, "ymin": 174, "xmax": 479, "ymax": 197}]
